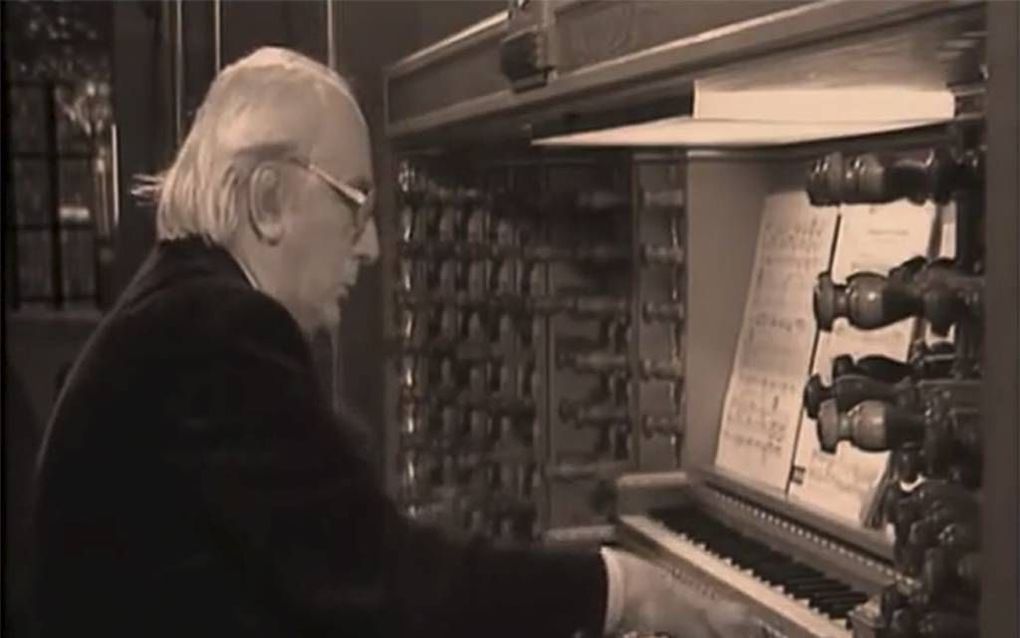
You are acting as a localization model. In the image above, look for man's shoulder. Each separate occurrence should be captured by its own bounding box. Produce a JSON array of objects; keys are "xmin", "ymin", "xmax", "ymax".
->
[{"xmin": 116, "ymin": 274, "xmax": 301, "ymax": 350}]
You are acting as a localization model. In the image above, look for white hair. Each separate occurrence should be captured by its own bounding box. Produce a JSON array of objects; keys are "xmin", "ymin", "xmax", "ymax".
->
[{"xmin": 135, "ymin": 47, "xmax": 363, "ymax": 244}]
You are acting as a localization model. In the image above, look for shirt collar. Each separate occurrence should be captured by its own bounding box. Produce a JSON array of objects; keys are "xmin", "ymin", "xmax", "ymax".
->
[{"xmin": 230, "ymin": 254, "xmax": 260, "ymax": 291}]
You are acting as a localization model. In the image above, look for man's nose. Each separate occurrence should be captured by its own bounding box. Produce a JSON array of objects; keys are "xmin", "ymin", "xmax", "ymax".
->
[{"xmin": 355, "ymin": 218, "xmax": 380, "ymax": 264}]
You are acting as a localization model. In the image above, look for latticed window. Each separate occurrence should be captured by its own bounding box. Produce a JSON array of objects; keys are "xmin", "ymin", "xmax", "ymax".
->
[{"xmin": 3, "ymin": 0, "xmax": 116, "ymax": 310}]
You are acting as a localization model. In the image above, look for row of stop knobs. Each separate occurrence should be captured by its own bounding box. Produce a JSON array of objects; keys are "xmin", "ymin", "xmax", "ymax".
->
[
  {"xmin": 803, "ymin": 341, "xmax": 981, "ymax": 487},
  {"xmin": 398, "ymin": 300, "xmax": 683, "ymax": 349},
  {"xmin": 399, "ymin": 183, "xmax": 685, "ymax": 247},
  {"xmin": 804, "ymin": 146, "xmax": 985, "ymax": 637},
  {"xmin": 400, "ymin": 450, "xmax": 540, "ymax": 497},
  {"xmin": 395, "ymin": 186, "xmax": 538, "ymax": 538}
]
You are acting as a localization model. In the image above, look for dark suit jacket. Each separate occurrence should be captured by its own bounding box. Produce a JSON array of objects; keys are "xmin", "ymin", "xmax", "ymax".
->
[{"xmin": 34, "ymin": 238, "xmax": 606, "ymax": 638}]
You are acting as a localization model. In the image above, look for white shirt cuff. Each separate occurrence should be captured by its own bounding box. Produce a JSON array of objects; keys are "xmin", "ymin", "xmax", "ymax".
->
[{"xmin": 600, "ymin": 546, "xmax": 625, "ymax": 634}]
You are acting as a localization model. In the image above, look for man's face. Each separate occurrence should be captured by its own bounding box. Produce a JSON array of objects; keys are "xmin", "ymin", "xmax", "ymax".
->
[{"xmin": 277, "ymin": 95, "xmax": 378, "ymax": 333}]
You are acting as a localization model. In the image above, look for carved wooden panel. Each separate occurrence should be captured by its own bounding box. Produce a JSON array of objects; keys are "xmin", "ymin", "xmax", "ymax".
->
[
  {"xmin": 554, "ymin": 0, "xmax": 809, "ymax": 73},
  {"xmin": 221, "ymin": 0, "xmax": 328, "ymax": 67},
  {"xmin": 387, "ymin": 38, "xmax": 507, "ymax": 125}
]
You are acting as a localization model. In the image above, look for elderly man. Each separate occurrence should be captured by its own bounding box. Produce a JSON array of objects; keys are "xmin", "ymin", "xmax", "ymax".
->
[{"xmin": 34, "ymin": 48, "xmax": 758, "ymax": 638}]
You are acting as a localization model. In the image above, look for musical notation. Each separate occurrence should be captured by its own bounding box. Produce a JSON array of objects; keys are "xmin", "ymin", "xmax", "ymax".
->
[{"xmin": 716, "ymin": 192, "xmax": 838, "ymax": 490}]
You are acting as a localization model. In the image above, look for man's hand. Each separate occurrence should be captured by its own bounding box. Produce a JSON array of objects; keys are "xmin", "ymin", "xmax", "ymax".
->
[{"xmin": 609, "ymin": 548, "xmax": 764, "ymax": 638}]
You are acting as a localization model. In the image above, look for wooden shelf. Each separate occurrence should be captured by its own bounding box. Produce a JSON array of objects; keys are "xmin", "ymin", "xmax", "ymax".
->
[{"xmin": 385, "ymin": 0, "xmax": 983, "ymax": 147}]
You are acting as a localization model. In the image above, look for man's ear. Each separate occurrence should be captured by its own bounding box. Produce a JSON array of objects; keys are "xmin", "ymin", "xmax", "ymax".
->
[{"xmin": 248, "ymin": 163, "xmax": 286, "ymax": 245}]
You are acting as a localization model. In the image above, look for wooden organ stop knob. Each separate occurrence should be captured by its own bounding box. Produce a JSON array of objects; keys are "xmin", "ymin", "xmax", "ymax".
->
[
  {"xmin": 558, "ymin": 351, "xmax": 628, "ymax": 374},
  {"xmin": 832, "ymin": 353, "xmax": 913, "ymax": 384},
  {"xmin": 640, "ymin": 358, "xmax": 683, "ymax": 381},
  {"xmin": 814, "ymin": 270, "xmax": 923, "ymax": 331},
  {"xmin": 814, "ymin": 260, "xmax": 982, "ymax": 335},
  {"xmin": 803, "ymin": 373, "xmax": 904, "ymax": 419},
  {"xmin": 816, "ymin": 399, "xmax": 925, "ymax": 453},
  {"xmin": 643, "ymin": 300, "xmax": 685, "ymax": 323},
  {"xmin": 641, "ymin": 244, "xmax": 685, "ymax": 266},
  {"xmin": 806, "ymin": 148, "xmax": 983, "ymax": 206},
  {"xmin": 831, "ymin": 340, "xmax": 956, "ymax": 382},
  {"xmin": 559, "ymin": 400, "xmax": 629, "ymax": 427}
]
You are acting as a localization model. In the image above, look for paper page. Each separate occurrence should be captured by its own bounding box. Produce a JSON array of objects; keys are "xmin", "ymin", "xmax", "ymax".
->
[
  {"xmin": 789, "ymin": 201, "xmax": 936, "ymax": 524},
  {"xmin": 937, "ymin": 201, "xmax": 957, "ymax": 260},
  {"xmin": 531, "ymin": 117, "xmax": 954, "ymax": 148},
  {"xmin": 694, "ymin": 87, "xmax": 955, "ymax": 123},
  {"xmin": 715, "ymin": 192, "xmax": 838, "ymax": 490}
]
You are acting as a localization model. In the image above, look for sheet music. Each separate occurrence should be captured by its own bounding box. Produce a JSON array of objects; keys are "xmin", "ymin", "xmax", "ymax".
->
[
  {"xmin": 789, "ymin": 201, "xmax": 936, "ymax": 523},
  {"xmin": 937, "ymin": 201, "xmax": 957, "ymax": 260},
  {"xmin": 715, "ymin": 192, "xmax": 838, "ymax": 490}
]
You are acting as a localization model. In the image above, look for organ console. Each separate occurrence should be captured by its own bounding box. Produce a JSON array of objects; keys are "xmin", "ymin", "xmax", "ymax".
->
[{"xmin": 384, "ymin": 1, "xmax": 1013, "ymax": 635}]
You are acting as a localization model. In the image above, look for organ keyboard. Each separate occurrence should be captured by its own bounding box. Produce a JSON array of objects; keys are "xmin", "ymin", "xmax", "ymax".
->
[{"xmin": 615, "ymin": 473, "xmax": 896, "ymax": 638}]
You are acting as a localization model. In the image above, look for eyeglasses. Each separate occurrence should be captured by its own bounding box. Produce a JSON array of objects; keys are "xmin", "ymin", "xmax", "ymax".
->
[{"xmin": 285, "ymin": 157, "xmax": 374, "ymax": 240}]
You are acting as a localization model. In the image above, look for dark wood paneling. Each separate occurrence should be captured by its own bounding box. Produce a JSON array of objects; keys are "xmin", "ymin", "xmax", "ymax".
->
[
  {"xmin": 221, "ymin": 0, "xmax": 327, "ymax": 66},
  {"xmin": 416, "ymin": 0, "xmax": 505, "ymax": 47},
  {"xmin": 386, "ymin": 0, "xmax": 506, "ymax": 123},
  {"xmin": 112, "ymin": 1, "xmax": 174, "ymax": 294},
  {"xmin": 181, "ymin": 1, "xmax": 215, "ymax": 131},
  {"xmin": 388, "ymin": 36, "xmax": 507, "ymax": 123},
  {"xmin": 386, "ymin": 1, "xmax": 980, "ymax": 143},
  {"xmin": 554, "ymin": 0, "xmax": 809, "ymax": 72},
  {"xmin": 981, "ymin": 1, "xmax": 1019, "ymax": 634}
]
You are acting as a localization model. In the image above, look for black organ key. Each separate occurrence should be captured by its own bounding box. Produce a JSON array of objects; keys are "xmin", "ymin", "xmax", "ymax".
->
[
  {"xmin": 784, "ymin": 580, "xmax": 849, "ymax": 595},
  {"xmin": 649, "ymin": 507, "xmax": 868, "ymax": 619}
]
